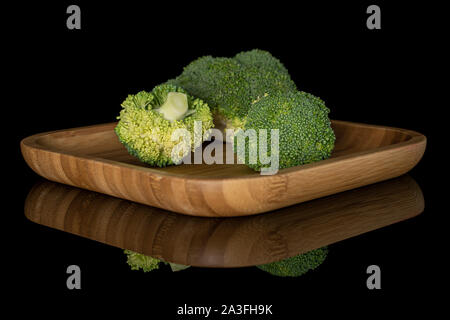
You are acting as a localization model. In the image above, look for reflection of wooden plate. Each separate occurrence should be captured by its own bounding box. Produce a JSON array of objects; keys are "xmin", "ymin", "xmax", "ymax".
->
[
  {"xmin": 25, "ymin": 175, "xmax": 424, "ymax": 267},
  {"xmin": 21, "ymin": 120, "xmax": 426, "ymax": 217}
]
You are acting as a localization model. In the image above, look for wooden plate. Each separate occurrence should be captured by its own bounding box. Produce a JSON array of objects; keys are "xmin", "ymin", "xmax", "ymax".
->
[
  {"xmin": 20, "ymin": 120, "xmax": 426, "ymax": 217},
  {"xmin": 24, "ymin": 176, "xmax": 424, "ymax": 267}
]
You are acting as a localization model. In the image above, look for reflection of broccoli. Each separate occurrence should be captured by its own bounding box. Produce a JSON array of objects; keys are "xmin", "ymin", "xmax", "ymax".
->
[
  {"xmin": 237, "ymin": 91, "xmax": 335, "ymax": 171},
  {"xmin": 124, "ymin": 248, "xmax": 327, "ymax": 277},
  {"xmin": 124, "ymin": 249, "xmax": 161, "ymax": 272},
  {"xmin": 257, "ymin": 247, "xmax": 328, "ymax": 277},
  {"xmin": 115, "ymin": 84, "xmax": 214, "ymax": 167},
  {"xmin": 124, "ymin": 250, "xmax": 190, "ymax": 272}
]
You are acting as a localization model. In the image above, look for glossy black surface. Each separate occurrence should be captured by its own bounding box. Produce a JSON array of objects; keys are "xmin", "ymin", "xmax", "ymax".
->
[{"xmin": 7, "ymin": 1, "xmax": 442, "ymax": 315}]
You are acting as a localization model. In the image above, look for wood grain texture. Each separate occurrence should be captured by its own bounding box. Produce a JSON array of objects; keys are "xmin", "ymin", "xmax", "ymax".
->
[
  {"xmin": 24, "ymin": 175, "xmax": 424, "ymax": 267},
  {"xmin": 20, "ymin": 120, "xmax": 426, "ymax": 217}
]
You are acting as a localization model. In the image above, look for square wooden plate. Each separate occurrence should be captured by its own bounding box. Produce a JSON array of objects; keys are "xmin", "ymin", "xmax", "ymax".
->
[{"xmin": 20, "ymin": 120, "xmax": 426, "ymax": 217}]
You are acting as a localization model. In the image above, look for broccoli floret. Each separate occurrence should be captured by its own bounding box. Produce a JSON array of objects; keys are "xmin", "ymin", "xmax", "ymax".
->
[
  {"xmin": 124, "ymin": 250, "xmax": 190, "ymax": 272},
  {"xmin": 257, "ymin": 247, "xmax": 328, "ymax": 277},
  {"xmin": 236, "ymin": 90, "xmax": 335, "ymax": 171},
  {"xmin": 115, "ymin": 84, "xmax": 214, "ymax": 167},
  {"xmin": 234, "ymin": 49, "xmax": 291, "ymax": 75},
  {"xmin": 169, "ymin": 56, "xmax": 251, "ymax": 130},
  {"xmin": 124, "ymin": 249, "xmax": 161, "ymax": 272},
  {"xmin": 234, "ymin": 49, "xmax": 297, "ymax": 101},
  {"xmin": 170, "ymin": 50, "xmax": 297, "ymax": 131}
]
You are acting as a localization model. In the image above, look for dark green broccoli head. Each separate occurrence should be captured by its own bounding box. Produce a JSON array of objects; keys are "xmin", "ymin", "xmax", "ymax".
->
[
  {"xmin": 257, "ymin": 247, "xmax": 328, "ymax": 277},
  {"xmin": 234, "ymin": 49, "xmax": 291, "ymax": 75},
  {"xmin": 234, "ymin": 49, "xmax": 297, "ymax": 100},
  {"xmin": 115, "ymin": 83, "xmax": 214, "ymax": 167},
  {"xmin": 237, "ymin": 90, "xmax": 335, "ymax": 171},
  {"xmin": 170, "ymin": 50, "xmax": 298, "ymax": 131},
  {"xmin": 169, "ymin": 56, "xmax": 251, "ymax": 130}
]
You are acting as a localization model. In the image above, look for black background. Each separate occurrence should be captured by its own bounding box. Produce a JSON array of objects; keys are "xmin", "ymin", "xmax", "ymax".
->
[{"xmin": 5, "ymin": 0, "xmax": 445, "ymax": 316}]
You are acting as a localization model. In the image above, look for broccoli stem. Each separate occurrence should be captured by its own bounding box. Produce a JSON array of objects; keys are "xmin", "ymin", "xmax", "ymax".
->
[{"xmin": 156, "ymin": 92, "xmax": 193, "ymax": 121}]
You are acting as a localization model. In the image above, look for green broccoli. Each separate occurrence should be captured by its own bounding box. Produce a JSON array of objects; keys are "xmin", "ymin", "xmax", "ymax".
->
[
  {"xmin": 257, "ymin": 247, "xmax": 328, "ymax": 277},
  {"xmin": 236, "ymin": 90, "xmax": 335, "ymax": 172},
  {"xmin": 169, "ymin": 56, "xmax": 251, "ymax": 130},
  {"xmin": 124, "ymin": 250, "xmax": 190, "ymax": 272},
  {"xmin": 234, "ymin": 49, "xmax": 292, "ymax": 75},
  {"xmin": 234, "ymin": 49, "xmax": 297, "ymax": 101},
  {"xmin": 168, "ymin": 50, "xmax": 334, "ymax": 172},
  {"xmin": 124, "ymin": 50, "xmax": 334, "ymax": 172},
  {"xmin": 115, "ymin": 84, "xmax": 214, "ymax": 167},
  {"xmin": 170, "ymin": 50, "xmax": 297, "ymax": 131}
]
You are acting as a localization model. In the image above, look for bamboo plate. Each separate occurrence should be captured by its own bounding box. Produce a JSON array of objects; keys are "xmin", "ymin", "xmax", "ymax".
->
[
  {"xmin": 24, "ymin": 176, "xmax": 424, "ymax": 267},
  {"xmin": 20, "ymin": 120, "xmax": 426, "ymax": 217}
]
